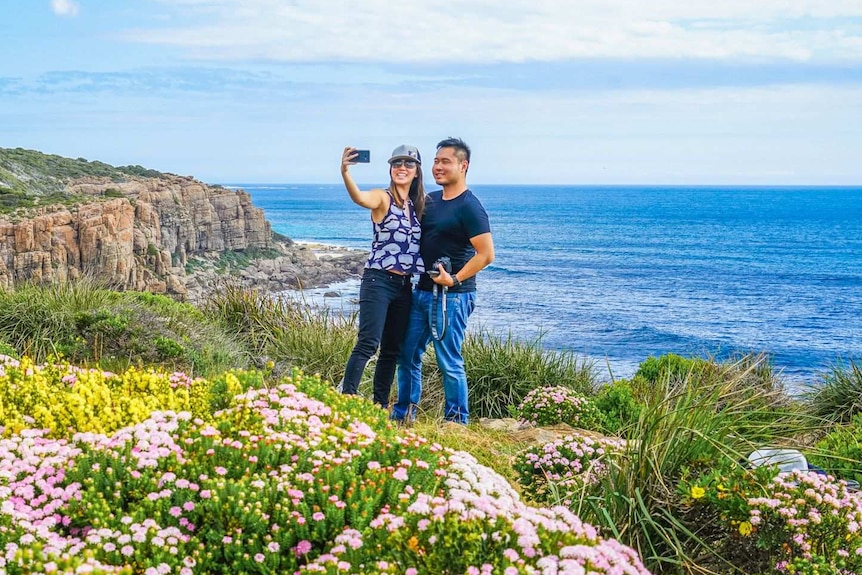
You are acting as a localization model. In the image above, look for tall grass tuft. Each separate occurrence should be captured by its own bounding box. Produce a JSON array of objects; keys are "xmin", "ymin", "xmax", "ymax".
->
[
  {"xmin": 201, "ymin": 281, "xmax": 290, "ymax": 354},
  {"xmin": 0, "ymin": 278, "xmax": 112, "ymax": 359},
  {"xmin": 462, "ymin": 328, "xmax": 597, "ymax": 419},
  {"xmin": 203, "ymin": 284, "xmax": 358, "ymax": 385},
  {"xmin": 804, "ymin": 359, "xmax": 862, "ymax": 425},
  {"xmin": 578, "ymin": 357, "xmax": 812, "ymax": 574}
]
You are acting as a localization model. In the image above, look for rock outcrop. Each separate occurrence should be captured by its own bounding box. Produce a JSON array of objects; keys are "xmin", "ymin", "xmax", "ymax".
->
[{"xmin": 0, "ymin": 175, "xmax": 367, "ymax": 300}]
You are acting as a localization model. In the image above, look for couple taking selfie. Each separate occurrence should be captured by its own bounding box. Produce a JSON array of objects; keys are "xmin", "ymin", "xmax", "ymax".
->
[{"xmin": 339, "ymin": 137, "xmax": 495, "ymax": 425}]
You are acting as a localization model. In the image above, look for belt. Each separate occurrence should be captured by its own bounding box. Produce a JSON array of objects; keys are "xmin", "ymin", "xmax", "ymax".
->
[
  {"xmin": 367, "ymin": 267, "xmax": 413, "ymax": 283},
  {"xmin": 384, "ymin": 270, "xmax": 412, "ymax": 283}
]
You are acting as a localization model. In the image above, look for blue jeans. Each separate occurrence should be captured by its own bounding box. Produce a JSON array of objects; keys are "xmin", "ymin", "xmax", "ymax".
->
[
  {"xmin": 341, "ymin": 268, "xmax": 413, "ymax": 407},
  {"xmin": 391, "ymin": 288, "xmax": 476, "ymax": 424}
]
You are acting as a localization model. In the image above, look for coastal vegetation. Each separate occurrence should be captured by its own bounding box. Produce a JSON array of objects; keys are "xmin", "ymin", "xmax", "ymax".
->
[
  {"xmin": 0, "ymin": 147, "xmax": 165, "ymax": 196},
  {"xmin": 0, "ymin": 147, "xmax": 167, "ymax": 215},
  {"xmin": 1, "ymin": 280, "xmax": 861, "ymax": 574},
  {"xmin": 0, "ymin": 280, "xmax": 246, "ymax": 377}
]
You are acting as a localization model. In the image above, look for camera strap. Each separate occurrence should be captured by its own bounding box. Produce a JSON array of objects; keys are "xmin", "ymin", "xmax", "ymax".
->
[{"xmin": 430, "ymin": 284, "xmax": 448, "ymax": 341}]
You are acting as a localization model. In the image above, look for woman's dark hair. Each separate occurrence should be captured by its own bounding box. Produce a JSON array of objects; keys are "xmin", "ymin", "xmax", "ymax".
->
[{"xmin": 389, "ymin": 165, "xmax": 426, "ymax": 220}]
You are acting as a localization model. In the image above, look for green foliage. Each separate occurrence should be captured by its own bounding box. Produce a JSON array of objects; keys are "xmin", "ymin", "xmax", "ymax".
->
[
  {"xmin": 206, "ymin": 368, "xmax": 267, "ymax": 413},
  {"xmin": 146, "ymin": 242, "xmax": 160, "ymax": 257},
  {"xmin": 633, "ymin": 353, "xmax": 799, "ymax": 442},
  {"xmin": 185, "ymin": 257, "xmax": 207, "ymax": 273},
  {"xmin": 0, "ymin": 279, "xmax": 248, "ymax": 377},
  {"xmin": 594, "ymin": 378, "xmax": 644, "ymax": 436},
  {"xmin": 0, "ymin": 340, "xmax": 17, "ymax": 358},
  {"xmin": 804, "ymin": 359, "xmax": 862, "ymax": 425},
  {"xmin": 808, "ymin": 412, "xmax": 862, "ymax": 483},
  {"xmin": 153, "ymin": 335, "xmax": 184, "ymax": 359},
  {"xmin": 116, "ymin": 164, "xmax": 164, "ymax": 178},
  {"xmin": 675, "ymin": 460, "xmax": 784, "ymax": 574},
  {"xmin": 635, "ymin": 352, "xmax": 712, "ymax": 385},
  {"xmin": 0, "ymin": 147, "xmax": 167, "ymax": 216},
  {"xmin": 716, "ymin": 354, "xmax": 802, "ymax": 442},
  {"xmin": 0, "ymin": 189, "xmax": 31, "ymax": 211},
  {"xmin": 0, "ymin": 190, "xmax": 92, "ymax": 215},
  {"xmin": 214, "ymin": 248, "xmax": 284, "ymax": 272}
]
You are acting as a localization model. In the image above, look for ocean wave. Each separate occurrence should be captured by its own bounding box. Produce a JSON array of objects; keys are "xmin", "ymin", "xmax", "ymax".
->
[{"xmin": 485, "ymin": 264, "xmax": 534, "ymax": 276}]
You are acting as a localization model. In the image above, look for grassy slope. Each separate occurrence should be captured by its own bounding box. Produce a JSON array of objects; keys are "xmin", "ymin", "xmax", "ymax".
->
[{"xmin": 0, "ymin": 147, "xmax": 167, "ymax": 195}]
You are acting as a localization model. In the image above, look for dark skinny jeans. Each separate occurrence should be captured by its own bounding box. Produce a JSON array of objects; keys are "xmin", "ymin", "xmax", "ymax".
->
[{"xmin": 341, "ymin": 268, "xmax": 413, "ymax": 407}]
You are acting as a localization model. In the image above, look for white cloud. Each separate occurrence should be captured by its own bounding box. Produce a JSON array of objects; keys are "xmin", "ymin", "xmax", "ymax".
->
[
  {"xmin": 51, "ymin": 0, "xmax": 79, "ymax": 16},
  {"xmin": 127, "ymin": 0, "xmax": 862, "ymax": 63}
]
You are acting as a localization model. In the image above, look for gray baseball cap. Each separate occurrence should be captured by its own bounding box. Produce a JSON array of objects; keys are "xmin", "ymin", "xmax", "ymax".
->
[{"xmin": 388, "ymin": 144, "xmax": 421, "ymax": 165}]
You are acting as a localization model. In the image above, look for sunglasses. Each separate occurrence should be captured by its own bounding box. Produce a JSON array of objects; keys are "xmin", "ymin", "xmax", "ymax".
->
[{"xmin": 390, "ymin": 159, "xmax": 418, "ymax": 169}]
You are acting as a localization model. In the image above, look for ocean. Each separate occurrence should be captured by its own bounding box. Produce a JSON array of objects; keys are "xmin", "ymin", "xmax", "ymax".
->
[{"xmin": 232, "ymin": 183, "xmax": 862, "ymax": 387}]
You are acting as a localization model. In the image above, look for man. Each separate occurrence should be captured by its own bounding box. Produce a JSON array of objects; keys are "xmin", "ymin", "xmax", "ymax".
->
[{"xmin": 390, "ymin": 137, "xmax": 495, "ymax": 425}]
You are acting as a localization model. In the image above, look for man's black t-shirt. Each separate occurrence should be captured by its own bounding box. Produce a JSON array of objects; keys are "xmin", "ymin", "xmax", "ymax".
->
[{"xmin": 417, "ymin": 189, "xmax": 491, "ymax": 292}]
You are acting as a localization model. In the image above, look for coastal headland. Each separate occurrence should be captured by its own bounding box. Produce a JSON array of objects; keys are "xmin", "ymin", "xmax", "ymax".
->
[{"xmin": 0, "ymin": 147, "xmax": 368, "ymax": 301}]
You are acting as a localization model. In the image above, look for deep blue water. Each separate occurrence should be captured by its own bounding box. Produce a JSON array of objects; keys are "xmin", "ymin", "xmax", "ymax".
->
[{"xmin": 230, "ymin": 183, "xmax": 862, "ymax": 386}]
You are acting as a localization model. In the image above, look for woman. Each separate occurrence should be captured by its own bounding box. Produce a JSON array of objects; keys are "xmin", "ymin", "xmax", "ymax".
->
[{"xmin": 339, "ymin": 144, "xmax": 426, "ymax": 408}]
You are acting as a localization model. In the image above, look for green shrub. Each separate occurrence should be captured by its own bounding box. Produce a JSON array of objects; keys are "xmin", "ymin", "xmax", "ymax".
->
[
  {"xmin": 153, "ymin": 335, "xmax": 184, "ymax": 359},
  {"xmin": 808, "ymin": 412, "xmax": 862, "ymax": 483},
  {"xmin": 594, "ymin": 378, "xmax": 644, "ymax": 436},
  {"xmin": 634, "ymin": 353, "xmax": 712, "ymax": 386},
  {"xmin": 0, "ymin": 340, "xmax": 18, "ymax": 358}
]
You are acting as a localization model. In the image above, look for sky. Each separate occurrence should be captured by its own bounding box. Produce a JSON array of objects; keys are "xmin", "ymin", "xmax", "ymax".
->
[{"xmin": 1, "ymin": 0, "xmax": 861, "ymax": 185}]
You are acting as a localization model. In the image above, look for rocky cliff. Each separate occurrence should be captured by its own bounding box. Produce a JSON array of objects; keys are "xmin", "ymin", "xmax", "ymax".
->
[
  {"xmin": 0, "ymin": 151, "xmax": 366, "ymax": 300},
  {"xmin": 0, "ymin": 174, "xmax": 274, "ymax": 296}
]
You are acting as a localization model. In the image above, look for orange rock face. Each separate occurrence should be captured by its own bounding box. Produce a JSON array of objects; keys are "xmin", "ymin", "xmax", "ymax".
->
[{"xmin": 0, "ymin": 175, "xmax": 271, "ymax": 296}]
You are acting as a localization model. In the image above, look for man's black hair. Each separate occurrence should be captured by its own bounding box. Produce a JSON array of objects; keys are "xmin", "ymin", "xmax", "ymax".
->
[{"xmin": 437, "ymin": 137, "xmax": 471, "ymax": 164}]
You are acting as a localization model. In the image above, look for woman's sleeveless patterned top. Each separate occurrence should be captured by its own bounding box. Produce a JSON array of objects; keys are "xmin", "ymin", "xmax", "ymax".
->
[{"xmin": 366, "ymin": 191, "xmax": 425, "ymax": 274}]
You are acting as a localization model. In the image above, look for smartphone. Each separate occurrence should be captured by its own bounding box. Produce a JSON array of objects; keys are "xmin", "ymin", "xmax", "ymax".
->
[{"xmin": 353, "ymin": 149, "xmax": 370, "ymax": 163}]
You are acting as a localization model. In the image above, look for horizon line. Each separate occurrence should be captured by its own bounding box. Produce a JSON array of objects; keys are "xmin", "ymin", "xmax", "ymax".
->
[{"xmin": 218, "ymin": 181, "xmax": 862, "ymax": 188}]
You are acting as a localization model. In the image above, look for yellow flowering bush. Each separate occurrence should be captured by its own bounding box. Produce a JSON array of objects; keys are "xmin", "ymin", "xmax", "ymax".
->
[{"xmin": 0, "ymin": 355, "xmax": 213, "ymax": 438}]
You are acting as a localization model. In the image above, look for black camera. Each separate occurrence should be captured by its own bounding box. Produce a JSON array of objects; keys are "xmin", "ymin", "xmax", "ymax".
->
[{"xmin": 427, "ymin": 256, "xmax": 451, "ymax": 278}]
